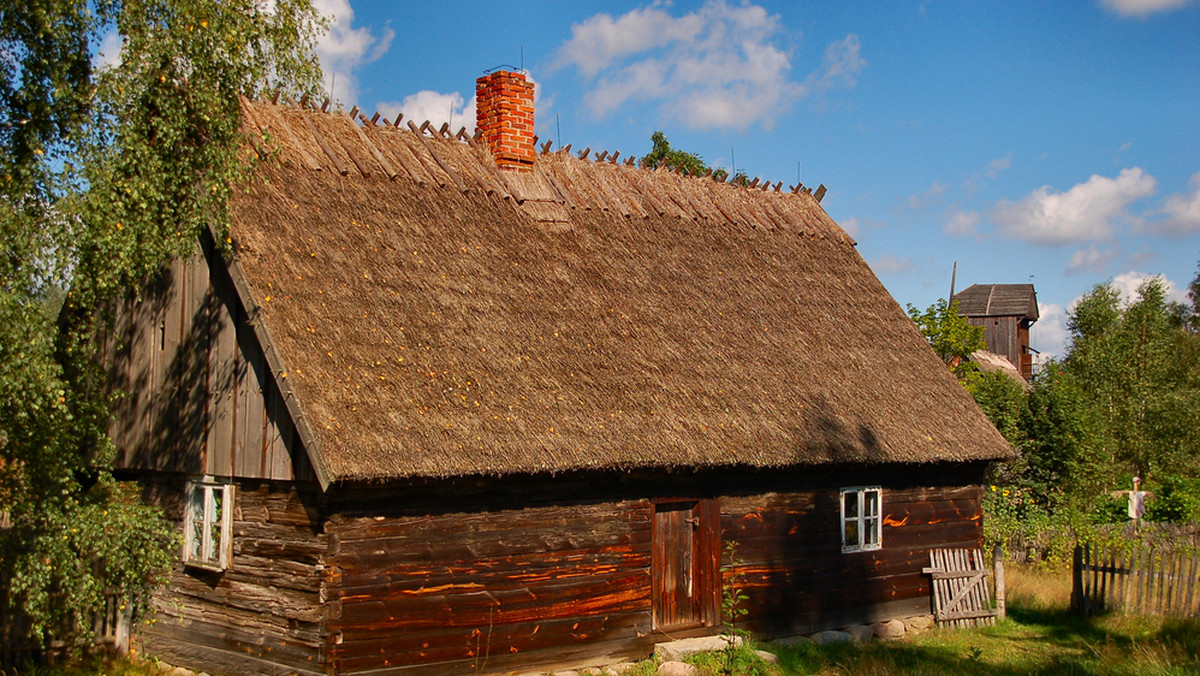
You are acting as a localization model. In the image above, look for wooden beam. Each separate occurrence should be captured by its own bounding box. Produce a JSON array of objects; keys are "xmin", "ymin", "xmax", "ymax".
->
[
  {"xmin": 345, "ymin": 111, "xmax": 398, "ymax": 181},
  {"xmin": 294, "ymin": 104, "xmax": 349, "ymax": 175},
  {"xmin": 407, "ymin": 120, "xmax": 466, "ymax": 192}
]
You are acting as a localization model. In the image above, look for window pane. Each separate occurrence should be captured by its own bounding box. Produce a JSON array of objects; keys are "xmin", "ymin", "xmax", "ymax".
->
[
  {"xmin": 843, "ymin": 491, "xmax": 858, "ymax": 518},
  {"xmin": 864, "ymin": 518, "xmax": 879, "ymax": 546},
  {"xmin": 864, "ymin": 490, "xmax": 879, "ymax": 518},
  {"xmin": 208, "ymin": 487, "xmax": 223, "ymax": 564},
  {"xmin": 844, "ymin": 519, "xmax": 859, "ymax": 547},
  {"xmin": 188, "ymin": 489, "xmax": 204, "ymax": 560}
]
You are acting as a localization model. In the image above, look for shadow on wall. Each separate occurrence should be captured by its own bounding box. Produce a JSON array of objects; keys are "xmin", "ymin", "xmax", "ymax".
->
[{"xmin": 124, "ymin": 261, "xmax": 233, "ymax": 474}]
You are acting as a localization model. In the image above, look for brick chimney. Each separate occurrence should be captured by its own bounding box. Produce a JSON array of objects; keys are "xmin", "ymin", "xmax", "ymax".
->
[{"xmin": 475, "ymin": 70, "xmax": 535, "ymax": 172}]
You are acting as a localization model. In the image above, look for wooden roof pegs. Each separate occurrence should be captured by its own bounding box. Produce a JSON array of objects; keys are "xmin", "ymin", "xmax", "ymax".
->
[
  {"xmin": 270, "ymin": 89, "xmax": 281, "ymax": 104},
  {"xmin": 321, "ymin": 98, "xmax": 330, "ymax": 113},
  {"xmin": 596, "ymin": 150, "xmax": 609, "ymax": 162},
  {"xmin": 419, "ymin": 120, "xmax": 434, "ymax": 135},
  {"xmin": 578, "ymin": 147, "xmax": 591, "ymax": 159},
  {"xmin": 561, "ymin": 143, "xmax": 572, "ymax": 155},
  {"xmin": 814, "ymin": 184, "xmax": 827, "ymax": 203},
  {"xmin": 456, "ymin": 127, "xmax": 471, "ymax": 142},
  {"xmin": 349, "ymin": 106, "xmax": 359, "ymax": 120},
  {"xmin": 610, "ymin": 151, "xmax": 620, "ymax": 164},
  {"xmin": 749, "ymin": 177, "xmax": 760, "ymax": 189},
  {"xmin": 790, "ymin": 183, "xmax": 802, "ymax": 194},
  {"xmin": 540, "ymin": 139, "xmax": 554, "ymax": 154},
  {"xmin": 370, "ymin": 112, "xmax": 380, "ymax": 125},
  {"xmin": 300, "ymin": 93, "xmax": 311, "ymax": 109},
  {"xmin": 625, "ymin": 156, "xmax": 636, "ymax": 166},
  {"xmin": 392, "ymin": 114, "xmax": 404, "ymax": 128},
  {"xmin": 437, "ymin": 122, "xmax": 451, "ymax": 138},
  {"xmin": 380, "ymin": 117, "xmax": 392, "ymax": 127},
  {"xmin": 773, "ymin": 181, "xmax": 783, "ymax": 192},
  {"xmin": 703, "ymin": 168, "xmax": 713, "ymax": 177}
]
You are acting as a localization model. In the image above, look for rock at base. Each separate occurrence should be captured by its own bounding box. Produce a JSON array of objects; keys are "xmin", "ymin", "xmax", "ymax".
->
[
  {"xmin": 653, "ymin": 635, "xmax": 742, "ymax": 662},
  {"xmin": 811, "ymin": 630, "xmax": 853, "ymax": 645},
  {"xmin": 657, "ymin": 660, "xmax": 697, "ymax": 676},
  {"xmin": 873, "ymin": 618, "xmax": 907, "ymax": 639},
  {"xmin": 845, "ymin": 625, "xmax": 874, "ymax": 643}
]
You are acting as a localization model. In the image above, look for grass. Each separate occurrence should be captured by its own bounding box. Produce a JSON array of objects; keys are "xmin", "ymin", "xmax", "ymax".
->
[
  {"xmin": 689, "ymin": 565, "xmax": 1200, "ymax": 676},
  {"xmin": 11, "ymin": 566, "xmax": 1200, "ymax": 675}
]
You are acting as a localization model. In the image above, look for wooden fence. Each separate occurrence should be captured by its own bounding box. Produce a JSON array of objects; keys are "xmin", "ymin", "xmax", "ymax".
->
[
  {"xmin": 0, "ymin": 590, "xmax": 129, "ymax": 669},
  {"xmin": 923, "ymin": 548, "xmax": 1002, "ymax": 627},
  {"xmin": 1072, "ymin": 543, "xmax": 1200, "ymax": 617}
]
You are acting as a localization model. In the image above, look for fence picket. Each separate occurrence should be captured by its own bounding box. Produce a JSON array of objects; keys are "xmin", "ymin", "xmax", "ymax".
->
[{"xmin": 1186, "ymin": 552, "xmax": 1198, "ymax": 617}]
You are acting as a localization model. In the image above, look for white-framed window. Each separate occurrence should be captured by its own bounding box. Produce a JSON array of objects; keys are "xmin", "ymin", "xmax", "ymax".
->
[
  {"xmin": 183, "ymin": 478, "xmax": 234, "ymax": 570},
  {"xmin": 840, "ymin": 486, "xmax": 882, "ymax": 553}
]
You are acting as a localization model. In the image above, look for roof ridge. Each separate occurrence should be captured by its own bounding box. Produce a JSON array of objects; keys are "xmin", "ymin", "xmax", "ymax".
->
[{"xmin": 250, "ymin": 96, "xmax": 828, "ymax": 204}]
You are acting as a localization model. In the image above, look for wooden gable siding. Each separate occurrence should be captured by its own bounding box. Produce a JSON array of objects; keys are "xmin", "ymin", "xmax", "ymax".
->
[
  {"xmin": 136, "ymin": 476, "xmax": 329, "ymax": 676},
  {"xmin": 320, "ymin": 463, "xmax": 984, "ymax": 674},
  {"xmin": 967, "ymin": 316, "xmax": 1026, "ymax": 379},
  {"xmin": 104, "ymin": 242, "xmax": 313, "ymax": 482}
]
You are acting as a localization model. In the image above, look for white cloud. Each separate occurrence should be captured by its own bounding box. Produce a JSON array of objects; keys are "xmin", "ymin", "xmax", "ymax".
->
[
  {"xmin": 907, "ymin": 180, "xmax": 949, "ymax": 210},
  {"xmin": 1110, "ymin": 271, "xmax": 1188, "ymax": 305},
  {"xmin": 94, "ymin": 30, "xmax": 124, "ymax": 70},
  {"xmin": 1031, "ymin": 302, "xmax": 1069, "ymax": 363},
  {"xmin": 869, "ymin": 254, "xmax": 912, "ymax": 275},
  {"xmin": 1152, "ymin": 171, "xmax": 1200, "ymax": 235},
  {"xmin": 1098, "ymin": 0, "xmax": 1194, "ymax": 17},
  {"xmin": 943, "ymin": 207, "xmax": 979, "ymax": 236},
  {"xmin": 1065, "ymin": 244, "xmax": 1118, "ymax": 275},
  {"xmin": 313, "ymin": 0, "xmax": 394, "ymax": 105},
  {"xmin": 964, "ymin": 153, "xmax": 1012, "ymax": 196},
  {"xmin": 801, "ymin": 34, "xmax": 866, "ymax": 95},
  {"xmin": 993, "ymin": 167, "xmax": 1157, "ymax": 245},
  {"xmin": 553, "ymin": 1, "xmax": 863, "ymax": 131},
  {"xmin": 840, "ymin": 216, "xmax": 862, "ymax": 238},
  {"xmin": 376, "ymin": 91, "xmax": 475, "ymax": 134},
  {"xmin": 376, "ymin": 76, "xmax": 541, "ymax": 136}
]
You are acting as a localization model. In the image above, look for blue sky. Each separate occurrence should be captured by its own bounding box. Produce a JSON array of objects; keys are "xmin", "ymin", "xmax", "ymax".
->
[{"xmin": 309, "ymin": 0, "xmax": 1200, "ymax": 360}]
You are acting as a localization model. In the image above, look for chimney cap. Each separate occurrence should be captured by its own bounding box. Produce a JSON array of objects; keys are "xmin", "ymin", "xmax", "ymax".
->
[{"xmin": 483, "ymin": 64, "xmax": 528, "ymax": 76}]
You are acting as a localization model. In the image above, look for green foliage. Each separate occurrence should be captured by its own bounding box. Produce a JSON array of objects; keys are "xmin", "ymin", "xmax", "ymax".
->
[
  {"xmin": 1, "ymin": 0, "xmax": 324, "ymax": 656},
  {"xmin": 966, "ymin": 371, "xmax": 1026, "ymax": 445},
  {"xmin": 980, "ymin": 270, "xmax": 1200, "ymax": 566},
  {"xmin": 1064, "ymin": 278, "xmax": 1200, "ymax": 482},
  {"xmin": 906, "ymin": 299, "xmax": 986, "ymax": 383},
  {"xmin": 642, "ymin": 130, "xmax": 710, "ymax": 176},
  {"xmin": 717, "ymin": 540, "xmax": 753, "ymax": 676},
  {"xmin": 1142, "ymin": 475, "xmax": 1200, "ymax": 523}
]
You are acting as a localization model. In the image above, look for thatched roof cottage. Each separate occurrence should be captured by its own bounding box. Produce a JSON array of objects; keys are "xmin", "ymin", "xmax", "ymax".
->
[{"xmin": 104, "ymin": 70, "xmax": 1011, "ymax": 675}]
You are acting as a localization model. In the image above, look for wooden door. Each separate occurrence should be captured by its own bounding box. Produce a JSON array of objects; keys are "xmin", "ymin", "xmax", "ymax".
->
[{"xmin": 652, "ymin": 499, "xmax": 719, "ymax": 630}]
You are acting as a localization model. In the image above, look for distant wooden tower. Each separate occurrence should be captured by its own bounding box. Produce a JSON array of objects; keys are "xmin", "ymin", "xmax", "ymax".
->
[{"xmin": 952, "ymin": 284, "xmax": 1039, "ymax": 381}]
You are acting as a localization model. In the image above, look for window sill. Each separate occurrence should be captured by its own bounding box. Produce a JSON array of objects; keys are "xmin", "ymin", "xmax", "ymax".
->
[{"xmin": 183, "ymin": 560, "xmax": 227, "ymax": 574}]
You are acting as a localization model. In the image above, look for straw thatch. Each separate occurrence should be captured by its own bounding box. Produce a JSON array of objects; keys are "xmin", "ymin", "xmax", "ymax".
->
[{"xmin": 228, "ymin": 99, "xmax": 1012, "ymax": 482}]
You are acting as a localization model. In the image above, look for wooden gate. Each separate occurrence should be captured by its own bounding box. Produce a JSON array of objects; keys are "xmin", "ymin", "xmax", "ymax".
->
[
  {"xmin": 651, "ymin": 499, "xmax": 719, "ymax": 630},
  {"xmin": 923, "ymin": 548, "xmax": 997, "ymax": 627}
]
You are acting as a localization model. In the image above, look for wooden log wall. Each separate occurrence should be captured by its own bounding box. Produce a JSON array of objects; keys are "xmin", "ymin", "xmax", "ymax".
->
[
  {"xmin": 321, "ymin": 464, "xmax": 985, "ymax": 674},
  {"xmin": 325, "ymin": 498, "xmax": 654, "ymax": 675},
  {"xmin": 103, "ymin": 241, "xmax": 313, "ymax": 482},
  {"xmin": 722, "ymin": 483, "xmax": 982, "ymax": 637},
  {"xmin": 137, "ymin": 476, "xmax": 328, "ymax": 676}
]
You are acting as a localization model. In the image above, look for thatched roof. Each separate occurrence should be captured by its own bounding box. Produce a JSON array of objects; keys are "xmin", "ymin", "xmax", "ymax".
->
[
  {"xmin": 953, "ymin": 284, "xmax": 1039, "ymax": 321},
  {"xmin": 227, "ymin": 98, "xmax": 1012, "ymax": 484}
]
